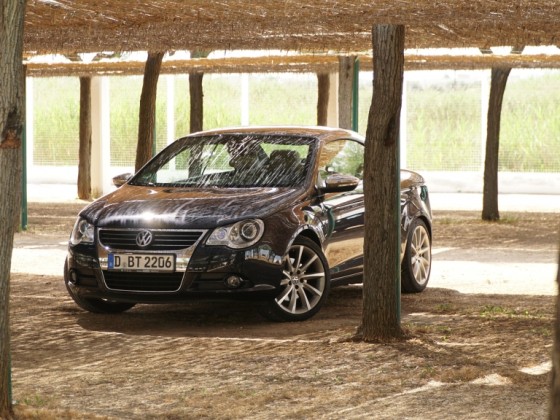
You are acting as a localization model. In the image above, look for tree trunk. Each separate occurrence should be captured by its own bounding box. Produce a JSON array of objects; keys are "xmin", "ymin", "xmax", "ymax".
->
[
  {"xmin": 77, "ymin": 77, "xmax": 92, "ymax": 199},
  {"xmin": 135, "ymin": 51, "xmax": 164, "ymax": 172},
  {"xmin": 338, "ymin": 56, "xmax": 355, "ymax": 130},
  {"xmin": 189, "ymin": 73, "xmax": 204, "ymax": 133},
  {"xmin": 317, "ymin": 73, "xmax": 329, "ymax": 126},
  {"xmin": 550, "ymin": 244, "xmax": 560, "ymax": 418},
  {"xmin": 482, "ymin": 67, "xmax": 511, "ymax": 221},
  {"xmin": 360, "ymin": 24, "xmax": 405, "ymax": 342},
  {"xmin": 0, "ymin": 1, "xmax": 26, "ymax": 417}
]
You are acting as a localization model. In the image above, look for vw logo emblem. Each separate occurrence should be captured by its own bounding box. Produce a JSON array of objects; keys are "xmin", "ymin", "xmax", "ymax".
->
[{"xmin": 136, "ymin": 230, "xmax": 153, "ymax": 248}]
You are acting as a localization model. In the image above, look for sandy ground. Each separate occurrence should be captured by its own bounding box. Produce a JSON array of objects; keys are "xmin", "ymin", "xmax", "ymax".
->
[{"xmin": 7, "ymin": 201, "xmax": 560, "ymax": 419}]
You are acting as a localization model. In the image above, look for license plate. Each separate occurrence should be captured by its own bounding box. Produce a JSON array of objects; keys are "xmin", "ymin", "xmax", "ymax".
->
[{"xmin": 108, "ymin": 253, "xmax": 175, "ymax": 272}]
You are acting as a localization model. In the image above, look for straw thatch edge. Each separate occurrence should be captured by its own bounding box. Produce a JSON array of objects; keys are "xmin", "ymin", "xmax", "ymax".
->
[{"xmin": 24, "ymin": 53, "xmax": 560, "ymax": 78}]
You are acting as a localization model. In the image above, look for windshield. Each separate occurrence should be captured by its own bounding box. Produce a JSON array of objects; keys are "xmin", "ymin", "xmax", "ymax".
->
[{"xmin": 130, "ymin": 134, "xmax": 317, "ymax": 188}]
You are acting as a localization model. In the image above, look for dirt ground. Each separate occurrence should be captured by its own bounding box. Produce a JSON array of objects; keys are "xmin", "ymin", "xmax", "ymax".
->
[{"xmin": 8, "ymin": 202, "xmax": 560, "ymax": 419}]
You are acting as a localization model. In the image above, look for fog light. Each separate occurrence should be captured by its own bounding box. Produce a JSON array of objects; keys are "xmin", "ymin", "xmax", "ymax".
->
[
  {"xmin": 70, "ymin": 270, "xmax": 78, "ymax": 283},
  {"xmin": 225, "ymin": 275, "xmax": 243, "ymax": 289}
]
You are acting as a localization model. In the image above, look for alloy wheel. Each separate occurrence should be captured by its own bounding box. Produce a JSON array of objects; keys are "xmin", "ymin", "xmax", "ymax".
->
[
  {"xmin": 409, "ymin": 224, "xmax": 431, "ymax": 287},
  {"xmin": 275, "ymin": 243, "xmax": 326, "ymax": 315}
]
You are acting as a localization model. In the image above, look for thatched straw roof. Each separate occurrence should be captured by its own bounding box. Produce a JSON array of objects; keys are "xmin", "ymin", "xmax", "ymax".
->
[{"xmin": 24, "ymin": 0, "xmax": 560, "ymax": 74}]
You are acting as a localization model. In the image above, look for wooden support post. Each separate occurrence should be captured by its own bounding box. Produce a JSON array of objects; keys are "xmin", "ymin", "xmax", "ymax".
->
[
  {"xmin": 189, "ymin": 72, "xmax": 204, "ymax": 133},
  {"xmin": 77, "ymin": 77, "xmax": 92, "ymax": 200},
  {"xmin": 0, "ymin": 2, "xmax": 25, "ymax": 415},
  {"xmin": 338, "ymin": 56, "xmax": 355, "ymax": 130},
  {"xmin": 361, "ymin": 24, "xmax": 405, "ymax": 341},
  {"xmin": 482, "ymin": 67, "xmax": 511, "ymax": 221},
  {"xmin": 135, "ymin": 51, "xmax": 164, "ymax": 171},
  {"xmin": 317, "ymin": 73, "xmax": 329, "ymax": 126}
]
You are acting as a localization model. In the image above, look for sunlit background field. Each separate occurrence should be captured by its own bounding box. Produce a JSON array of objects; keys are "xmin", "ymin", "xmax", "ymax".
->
[{"xmin": 32, "ymin": 69, "xmax": 560, "ymax": 173}]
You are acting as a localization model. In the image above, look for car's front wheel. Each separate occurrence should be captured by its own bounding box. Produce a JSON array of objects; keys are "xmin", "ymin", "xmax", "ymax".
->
[
  {"xmin": 260, "ymin": 236, "xmax": 330, "ymax": 322},
  {"xmin": 64, "ymin": 260, "xmax": 136, "ymax": 314},
  {"xmin": 401, "ymin": 218, "xmax": 432, "ymax": 293}
]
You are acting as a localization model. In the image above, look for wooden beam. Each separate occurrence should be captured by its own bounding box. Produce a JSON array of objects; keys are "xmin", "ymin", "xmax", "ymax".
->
[{"xmin": 24, "ymin": 53, "xmax": 560, "ymax": 77}]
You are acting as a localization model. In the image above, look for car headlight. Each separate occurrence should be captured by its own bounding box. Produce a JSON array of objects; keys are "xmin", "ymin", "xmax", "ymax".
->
[
  {"xmin": 206, "ymin": 219, "xmax": 265, "ymax": 249},
  {"xmin": 70, "ymin": 218, "xmax": 95, "ymax": 245}
]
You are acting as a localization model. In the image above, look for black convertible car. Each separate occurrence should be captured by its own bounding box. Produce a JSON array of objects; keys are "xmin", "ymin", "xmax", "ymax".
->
[{"xmin": 65, "ymin": 126, "xmax": 432, "ymax": 321}]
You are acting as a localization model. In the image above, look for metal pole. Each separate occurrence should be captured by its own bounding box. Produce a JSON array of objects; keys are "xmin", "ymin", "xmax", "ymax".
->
[
  {"xmin": 152, "ymin": 109, "xmax": 157, "ymax": 158},
  {"xmin": 352, "ymin": 57, "xmax": 360, "ymax": 131},
  {"xmin": 352, "ymin": 57, "xmax": 360, "ymax": 132},
  {"xmin": 21, "ymin": 70, "xmax": 28, "ymax": 231},
  {"xmin": 21, "ymin": 124, "xmax": 27, "ymax": 231},
  {"xmin": 396, "ymin": 131, "xmax": 401, "ymax": 323},
  {"xmin": 8, "ymin": 355, "xmax": 12, "ymax": 406}
]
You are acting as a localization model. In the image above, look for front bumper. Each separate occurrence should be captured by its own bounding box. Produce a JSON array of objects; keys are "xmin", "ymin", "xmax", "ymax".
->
[{"xmin": 66, "ymin": 241, "xmax": 285, "ymax": 303}]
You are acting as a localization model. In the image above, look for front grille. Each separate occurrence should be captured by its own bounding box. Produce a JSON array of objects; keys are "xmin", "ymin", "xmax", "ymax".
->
[
  {"xmin": 103, "ymin": 271, "xmax": 183, "ymax": 292},
  {"xmin": 99, "ymin": 229, "xmax": 205, "ymax": 251}
]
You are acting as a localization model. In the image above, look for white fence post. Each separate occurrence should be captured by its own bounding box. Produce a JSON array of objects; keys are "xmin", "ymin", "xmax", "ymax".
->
[
  {"xmin": 166, "ymin": 74, "xmax": 175, "ymax": 145},
  {"xmin": 400, "ymin": 73, "xmax": 408, "ymax": 169},
  {"xmin": 25, "ymin": 77, "xmax": 34, "ymax": 169},
  {"xmin": 480, "ymin": 70, "xmax": 490, "ymax": 172},
  {"xmin": 241, "ymin": 74, "xmax": 250, "ymax": 126},
  {"xmin": 91, "ymin": 77, "xmax": 111, "ymax": 198}
]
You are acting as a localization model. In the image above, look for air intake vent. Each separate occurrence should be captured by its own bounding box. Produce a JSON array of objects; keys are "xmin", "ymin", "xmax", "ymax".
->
[{"xmin": 103, "ymin": 271, "xmax": 183, "ymax": 292}]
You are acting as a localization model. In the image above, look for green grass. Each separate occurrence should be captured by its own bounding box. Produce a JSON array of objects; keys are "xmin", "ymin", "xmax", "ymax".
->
[
  {"xmin": 33, "ymin": 77, "xmax": 79, "ymax": 165},
  {"xmin": 20, "ymin": 394, "xmax": 53, "ymax": 408},
  {"xmin": 500, "ymin": 72, "xmax": 560, "ymax": 171},
  {"xmin": 479, "ymin": 304, "xmax": 544, "ymax": 318},
  {"xmin": 32, "ymin": 70, "xmax": 560, "ymax": 172},
  {"xmin": 406, "ymin": 83, "xmax": 482, "ymax": 171},
  {"xmin": 434, "ymin": 303, "xmax": 457, "ymax": 313}
]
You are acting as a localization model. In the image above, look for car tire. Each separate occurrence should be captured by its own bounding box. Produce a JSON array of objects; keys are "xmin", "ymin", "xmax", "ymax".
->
[
  {"xmin": 260, "ymin": 236, "xmax": 330, "ymax": 322},
  {"xmin": 64, "ymin": 259, "xmax": 136, "ymax": 314},
  {"xmin": 401, "ymin": 218, "xmax": 432, "ymax": 293}
]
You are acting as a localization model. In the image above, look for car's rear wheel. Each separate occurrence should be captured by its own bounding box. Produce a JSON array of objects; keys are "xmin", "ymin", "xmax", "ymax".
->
[
  {"xmin": 260, "ymin": 236, "xmax": 330, "ymax": 322},
  {"xmin": 401, "ymin": 218, "xmax": 432, "ymax": 293},
  {"xmin": 64, "ymin": 260, "xmax": 136, "ymax": 314}
]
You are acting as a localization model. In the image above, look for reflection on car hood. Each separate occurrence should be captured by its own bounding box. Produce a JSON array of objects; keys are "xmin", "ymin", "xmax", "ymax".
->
[{"xmin": 80, "ymin": 184, "xmax": 304, "ymax": 229}]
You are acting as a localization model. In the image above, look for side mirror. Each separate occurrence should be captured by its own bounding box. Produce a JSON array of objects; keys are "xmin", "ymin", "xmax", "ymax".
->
[
  {"xmin": 400, "ymin": 169, "xmax": 425, "ymax": 189},
  {"xmin": 112, "ymin": 173, "xmax": 132, "ymax": 188},
  {"xmin": 321, "ymin": 174, "xmax": 360, "ymax": 193}
]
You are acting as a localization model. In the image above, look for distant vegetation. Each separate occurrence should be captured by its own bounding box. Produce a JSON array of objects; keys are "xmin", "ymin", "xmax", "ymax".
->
[{"xmin": 32, "ymin": 69, "xmax": 559, "ymax": 172}]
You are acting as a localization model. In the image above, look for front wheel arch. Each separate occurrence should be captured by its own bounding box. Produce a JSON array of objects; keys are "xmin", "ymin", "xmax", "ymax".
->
[
  {"xmin": 259, "ymin": 236, "xmax": 330, "ymax": 322},
  {"xmin": 296, "ymin": 228, "xmax": 322, "ymax": 248}
]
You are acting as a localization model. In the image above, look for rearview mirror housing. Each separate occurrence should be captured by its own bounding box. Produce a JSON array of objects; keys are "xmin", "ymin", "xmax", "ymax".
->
[
  {"xmin": 112, "ymin": 173, "xmax": 132, "ymax": 188},
  {"xmin": 320, "ymin": 174, "xmax": 360, "ymax": 193}
]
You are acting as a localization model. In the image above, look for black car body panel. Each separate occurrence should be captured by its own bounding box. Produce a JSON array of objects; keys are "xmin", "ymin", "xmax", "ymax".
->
[
  {"xmin": 81, "ymin": 185, "xmax": 308, "ymax": 229},
  {"xmin": 65, "ymin": 126, "xmax": 433, "ymax": 318}
]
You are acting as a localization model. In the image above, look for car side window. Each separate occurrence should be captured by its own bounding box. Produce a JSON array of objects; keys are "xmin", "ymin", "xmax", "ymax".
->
[{"xmin": 318, "ymin": 140, "xmax": 364, "ymax": 182}]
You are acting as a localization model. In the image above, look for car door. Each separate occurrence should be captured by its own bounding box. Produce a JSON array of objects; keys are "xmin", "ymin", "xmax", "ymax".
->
[{"xmin": 317, "ymin": 139, "xmax": 365, "ymax": 284}]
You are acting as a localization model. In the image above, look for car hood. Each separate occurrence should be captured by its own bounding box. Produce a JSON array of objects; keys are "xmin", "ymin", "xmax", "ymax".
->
[{"xmin": 80, "ymin": 184, "xmax": 306, "ymax": 229}]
